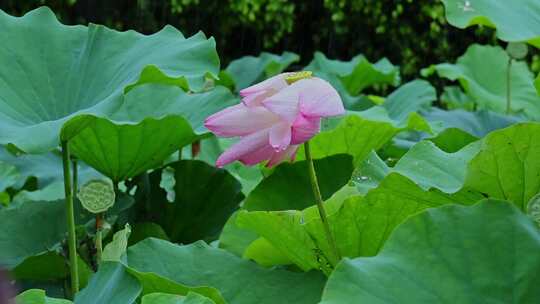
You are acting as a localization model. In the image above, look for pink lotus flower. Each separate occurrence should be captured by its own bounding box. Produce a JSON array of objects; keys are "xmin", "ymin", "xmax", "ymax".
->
[{"xmin": 205, "ymin": 72, "xmax": 345, "ymax": 168}]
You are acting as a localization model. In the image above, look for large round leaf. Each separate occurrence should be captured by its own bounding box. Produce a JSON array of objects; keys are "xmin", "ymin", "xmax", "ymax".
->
[
  {"xmin": 306, "ymin": 52, "xmax": 399, "ymax": 95},
  {"xmin": 0, "ymin": 200, "xmax": 66, "ymax": 269},
  {"xmin": 194, "ymin": 136, "xmax": 264, "ymax": 195},
  {"xmin": 465, "ymin": 122, "xmax": 540, "ymax": 210},
  {"xmin": 142, "ymin": 292, "xmax": 215, "ymax": 304},
  {"xmin": 0, "ymin": 146, "xmax": 102, "ymax": 194},
  {"xmin": 306, "ymin": 52, "xmax": 399, "ymax": 99},
  {"xmin": 15, "ymin": 289, "xmax": 72, "ymax": 304},
  {"xmin": 61, "ymin": 85, "xmax": 237, "ymax": 181},
  {"xmin": 392, "ymin": 140, "xmax": 481, "ymax": 193},
  {"xmin": 440, "ymin": 85, "xmax": 475, "ymax": 110},
  {"xmin": 423, "ymin": 108, "xmax": 522, "ymax": 138},
  {"xmin": 320, "ymin": 200, "xmax": 540, "ymax": 303},
  {"xmin": 295, "ymin": 109, "xmax": 431, "ymax": 166},
  {"xmin": 0, "ymin": 161, "xmax": 18, "ymax": 192},
  {"xmin": 125, "ymin": 269, "xmax": 225, "ymax": 304},
  {"xmin": 237, "ymin": 171, "xmax": 482, "ymax": 273},
  {"xmin": 127, "ymin": 239, "xmax": 325, "ymax": 304},
  {"xmin": 243, "ymin": 154, "xmax": 354, "ymax": 211},
  {"xmin": 441, "ymin": 0, "xmax": 540, "ymax": 47},
  {"xmin": 224, "ymin": 52, "xmax": 299, "ymax": 91},
  {"xmin": 382, "ymin": 79, "xmax": 436, "ymax": 122},
  {"xmin": 356, "ymin": 139, "xmax": 483, "ymax": 195},
  {"xmin": 431, "ymin": 44, "xmax": 540, "ymax": 119},
  {"xmin": 536, "ymin": 73, "xmax": 540, "ymax": 95},
  {"xmin": 75, "ymin": 262, "xmax": 141, "ymax": 304},
  {"xmin": 0, "ymin": 7, "xmax": 219, "ymax": 153},
  {"xmin": 147, "ymin": 160, "xmax": 244, "ymax": 243}
]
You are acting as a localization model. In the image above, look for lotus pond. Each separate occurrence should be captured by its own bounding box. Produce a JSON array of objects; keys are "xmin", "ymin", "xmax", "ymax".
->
[{"xmin": 1, "ymin": 1, "xmax": 540, "ymax": 303}]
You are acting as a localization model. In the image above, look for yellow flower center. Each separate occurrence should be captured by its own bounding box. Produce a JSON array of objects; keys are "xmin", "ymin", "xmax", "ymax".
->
[{"xmin": 285, "ymin": 71, "xmax": 313, "ymax": 84}]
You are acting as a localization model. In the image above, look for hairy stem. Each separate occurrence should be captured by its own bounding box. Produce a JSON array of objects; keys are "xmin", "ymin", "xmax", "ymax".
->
[
  {"xmin": 506, "ymin": 57, "xmax": 512, "ymax": 114},
  {"xmin": 95, "ymin": 213, "xmax": 103, "ymax": 264},
  {"xmin": 303, "ymin": 141, "xmax": 341, "ymax": 265},
  {"xmin": 72, "ymin": 159, "xmax": 78, "ymax": 196},
  {"xmin": 61, "ymin": 141, "xmax": 79, "ymax": 296}
]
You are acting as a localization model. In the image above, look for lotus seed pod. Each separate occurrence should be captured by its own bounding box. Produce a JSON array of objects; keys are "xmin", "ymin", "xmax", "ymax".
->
[
  {"xmin": 78, "ymin": 180, "xmax": 115, "ymax": 214},
  {"xmin": 506, "ymin": 42, "xmax": 528, "ymax": 60}
]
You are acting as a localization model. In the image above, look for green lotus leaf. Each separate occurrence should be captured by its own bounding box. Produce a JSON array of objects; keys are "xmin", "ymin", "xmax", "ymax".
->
[
  {"xmin": 0, "ymin": 161, "xmax": 19, "ymax": 192},
  {"xmin": 125, "ymin": 269, "xmax": 225, "ymax": 304},
  {"xmin": 243, "ymin": 154, "xmax": 354, "ymax": 211},
  {"xmin": 126, "ymin": 239, "xmax": 325, "ymax": 304},
  {"xmin": 465, "ymin": 122, "xmax": 540, "ymax": 210},
  {"xmin": 440, "ymin": 85, "xmax": 475, "ymax": 110},
  {"xmin": 320, "ymin": 200, "xmax": 540, "ymax": 303},
  {"xmin": 217, "ymin": 212, "xmax": 259, "ymax": 257},
  {"xmin": 195, "ymin": 136, "xmax": 264, "ymax": 195},
  {"xmin": 0, "ymin": 147, "xmax": 101, "ymax": 193},
  {"xmin": 237, "ymin": 140, "xmax": 484, "ymax": 270},
  {"xmin": 237, "ymin": 170, "xmax": 482, "ymax": 272},
  {"xmin": 360, "ymin": 127, "xmax": 540, "ymax": 210},
  {"xmin": 353, "ymin": 151, "xmax": 390, "ymax": 194},
  {"xmin": 61, "ymin": 85, "xmax": 236, "ymax": 181},
  {"xmin": 142, "ymin": 292, "xmax": 216, "ymax": 304},
  {"xmin": 392, "ymin": 140, "xmax": 481, "ymax": 193},
  {"xmin": 64, "ymin": 115, "xmax": 195, "ymax": 182},
  {"xmin": 12, "ymin": 251, "xmax": 93, "ymax": 290},
  {"xmin": 79, "ymin": 244, "xmax": 227, "ymax": 303},
  {"xmin": 296, "ymin": 109, "xmax": 431, "ymax": 165},
  {"xmin": 102, "ymin": 224, "xmax": 131, "ymax": 262},
  {"xmin": 390, "ymin": 123, "xmax": 540, "ymax": 214},
  {"xmin": 0, "ymin": 191, "xmax": 137, "ymax": 270},
  {"xmin": 224, "ymin": 52, "xmax": 299, "ymax": 90},
  {"xmin": 0, "ymin": 200, "xmax": 66, "ymax": 269},
  {"xmin": 350, "ymin": 80, "xmax": 436, "ymax": 154},
  {"xmin": 0, "ymin": 7, "xmax": 219, "ymax": 153},
  {"xmin": 128, "ymin": 222, "xmax": 169, "ymax": 246},
  {"xmin": 15, "ymin": 289, "xmax": 72, "ymax": 304},
  {"xmin": 535, "ymin": 73, "xmax": 540, "ymax": 95},
  {"xmin": 230, "ymin": 186, "xmax": 357, "ymax": 262},
  {"xmin": 242, "ymin": 237, "xmax": 291, "ymax": 268},
  {"xmin": 356, "ymin": 138, "xmax": 482, "ymax": 192},
  {"xmin": 428, "ymin": 128, "xmax": 478, "ymax": 153},
  {"xmin": 441, "ymin": 0, "xmax": 540, "ymax": 47},
  {"xmin": 382, "ymin": 79, "xmax": 436, "ymax": 122},
  {"xmin": 306, "ymin": 51, "xmax": 400, "ymax": 96},
  {"xmin": 431, "ymin": 44, "xmax": 540, "ymax": 118},
  {"xmin": 75, "ymin": 262, "xmax": 141, "ymax": 304},
  {"xmin": 423, "ymin": 108, "xmax": 522, "ymax": 137},
  {"xmin": 12, "ymin": 252, "xmax": 67, "ymax": 281},
  {"xmin": 146, "ymin": 160, "xmax": 244, "ymax": 243}
]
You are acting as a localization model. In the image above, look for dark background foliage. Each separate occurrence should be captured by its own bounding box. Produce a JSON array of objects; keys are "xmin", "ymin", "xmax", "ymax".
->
[{"xmin": 0, "ymin": 0, "xmax": 528, "ymax": 79}]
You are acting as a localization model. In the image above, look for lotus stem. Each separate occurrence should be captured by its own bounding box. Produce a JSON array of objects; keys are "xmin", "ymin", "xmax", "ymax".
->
[
  {"xmin": 61, "ymin": 141, "xmax": 79, "ymax": 296},
  {"xmin": 95, "ymin": 213, "xmax": 103, "ymax": 264},
  {"xmin": 506, "ymin": 57, "xmax": 512, "ymax": 114},
  {"xmin": 192, "ymin": 140, "xmax": 201, "ymax": 158},
  {"xmin": 72, "ymin": 159, "xmax": 78, "ymax": 196},
  {"xmin": 303, "ymin": 141, "xmax": 341, "ymax": 265}
]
